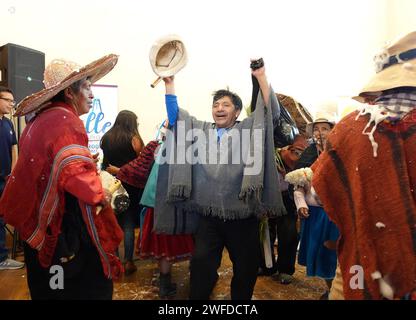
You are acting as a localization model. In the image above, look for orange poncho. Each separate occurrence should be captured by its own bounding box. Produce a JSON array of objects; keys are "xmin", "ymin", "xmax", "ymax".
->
[{"xmin": 312, "ymin": 110, "xmax": 416, "ymax": 299}]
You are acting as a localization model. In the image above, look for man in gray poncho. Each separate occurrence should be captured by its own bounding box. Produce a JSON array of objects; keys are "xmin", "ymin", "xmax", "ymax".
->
[{"xmin": 155, "ymin": 60, "xmax": 286, "ymax": 299}]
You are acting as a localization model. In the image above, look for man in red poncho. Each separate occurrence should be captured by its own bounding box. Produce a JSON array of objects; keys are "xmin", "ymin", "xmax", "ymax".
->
[
  {"xmin": 312, "ymin": 31, "xmax": 416, "ymax": 300},
  {"xmin": 0, "ymin": 55, "xmax": 123, "ymax": 299}
]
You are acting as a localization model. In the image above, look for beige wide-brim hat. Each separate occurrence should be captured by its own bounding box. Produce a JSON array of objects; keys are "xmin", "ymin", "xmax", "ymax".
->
[
  {"xmin": 354, "ymin": 31, "xmax": 416, "ymax": 103},
  {"xmin": 149, "ymin": 34, "xmax": 188, "ymax": 78},
  {"xmin": 14, "ymin": 54, "xmax": 118, "ymax": 116},
  {"xmin": 306, "ymin": 118, "xmax": 335, "ymax": 137},
  {"xmin": 305, "ymin": 107, "xmax": 337, "ymax": 137}
]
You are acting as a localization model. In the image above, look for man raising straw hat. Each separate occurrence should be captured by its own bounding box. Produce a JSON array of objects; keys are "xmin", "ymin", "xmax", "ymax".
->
[
  {"xmin": 0, "ymin": 54, "xmax": 124, "ymax": 300},
  {"xmin": 312, "ymin": 31, "xmax": 416, "ymax": 300}
]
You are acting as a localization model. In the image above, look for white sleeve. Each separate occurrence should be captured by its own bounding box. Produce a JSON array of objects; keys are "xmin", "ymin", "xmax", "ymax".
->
[
  {"xmin": 309, "ymin": 186, "xmax": 322, "ymax": 206},
  {"xmin": 294, "ymin": 188, "xmax": 308, "ymax": 211}
]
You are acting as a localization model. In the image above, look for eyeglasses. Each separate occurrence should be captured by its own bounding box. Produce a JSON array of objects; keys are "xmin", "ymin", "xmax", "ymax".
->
[{"xmin": 0, "ymin": 97, "xmax": 16, "ymax": 106}]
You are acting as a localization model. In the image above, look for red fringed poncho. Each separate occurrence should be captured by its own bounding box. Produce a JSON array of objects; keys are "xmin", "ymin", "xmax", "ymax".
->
[{"xmin": 0, "ymin": 102, "xmax": 123, "ymax": 279}]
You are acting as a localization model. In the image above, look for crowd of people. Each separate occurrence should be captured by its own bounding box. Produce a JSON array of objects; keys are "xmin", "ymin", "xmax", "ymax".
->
[{"xmin": 0, "ymin": 31, "xmax": 415, "ymax": 300}]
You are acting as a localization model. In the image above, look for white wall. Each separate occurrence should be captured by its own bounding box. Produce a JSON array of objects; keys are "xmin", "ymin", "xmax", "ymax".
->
[
  {"xmin": 1, "ymin": 0, "xmax": 407, "ymax": 142},
  {"xmin": 386, "ymin": 0, "xmax": 416, "ymax": 40}
]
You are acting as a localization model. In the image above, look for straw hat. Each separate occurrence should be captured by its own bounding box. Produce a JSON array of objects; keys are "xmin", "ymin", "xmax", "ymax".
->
[
  {"xmin": 354, "ymin": 31, "xmax": 416, "ymax": 103},
  {"xmin": 276, "ymin": 93, "xmax": 313, "ymax": 138},
  {"xmin": 306, "ymin": 105, "xmax": 337, "ymax": 137},
  {"xmin": 14, "ymin": 54, "xmax": 118, "ymax": 116},
  {"xmin": 149, "ymin": 34, "xmax": 188, "ymax": 78}
]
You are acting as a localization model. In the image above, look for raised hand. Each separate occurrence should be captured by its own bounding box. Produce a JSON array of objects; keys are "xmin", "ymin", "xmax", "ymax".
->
[
  {"xmin": 162, "ymin": 76, "xmax": 175, "ymax": 85},
  {"xmin": 250, "ymin": 58, "xmax": 269, "ymax": 104},
  {"xmin": 163, "ymin": 76, "xmax": 175, "ymax": 95},
  {"xmin": 251, "ymin": 59, "xmax": 266, "ymax": 80}
]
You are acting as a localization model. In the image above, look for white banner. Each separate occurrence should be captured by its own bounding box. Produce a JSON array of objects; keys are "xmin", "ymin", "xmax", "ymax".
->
[{"xmin": 80, "ymin": 84, "xmax": 118, "ymax": 156}]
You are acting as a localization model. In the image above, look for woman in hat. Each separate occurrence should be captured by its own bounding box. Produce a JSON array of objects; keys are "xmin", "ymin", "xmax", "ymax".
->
[
  {"xmin": 287, "ymin": 115, "xmax": 339, "ymax": 299},
  {"xmin": 100, "ymin": 110, "xmax": 144, "ymax": 275},
  {"xmin": 108, "ymin": 120, "xmax": 194, "ymax": 298},
  {"xmin": 0, "ymin": 55, "xmax": 123, "ymax": 299}
]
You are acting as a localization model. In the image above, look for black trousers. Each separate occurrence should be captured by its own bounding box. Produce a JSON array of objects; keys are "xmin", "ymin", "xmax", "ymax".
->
[
  {"xmin": 23, "ymin": 242, "xmax": 113, "ymax": 300},
  {"xmin": 190, "ymin": 215, "xmax": 260, "ymax": 300},
  {"xmin": 260, "ymin": 191, "xmax": 299, "ymax": 275}
]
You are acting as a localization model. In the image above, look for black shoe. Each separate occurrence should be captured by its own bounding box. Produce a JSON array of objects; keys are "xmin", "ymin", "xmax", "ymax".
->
[
  {"xmin": 124, "ymin": 260, "xmax": 137, "ymax": 276},
  {"xmin": 159, "ymin": 273, "xmax": 177, "ymax": 298},
  {"xmin": 257, "ymin": 267, "xmax": 275, "ymax": 277},
  {"xmin": 274, "ymin": 273, "xmax": 294, "ymax": 284}
]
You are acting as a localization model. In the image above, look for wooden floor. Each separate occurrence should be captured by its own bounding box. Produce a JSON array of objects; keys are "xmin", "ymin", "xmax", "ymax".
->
[
  {"xmin": 112, "ymin": 254, "xmax": 327, "ymax": 300},
  {"xmin": 0, "ymin": 241, "xmax": 327, "ymax": 300}
]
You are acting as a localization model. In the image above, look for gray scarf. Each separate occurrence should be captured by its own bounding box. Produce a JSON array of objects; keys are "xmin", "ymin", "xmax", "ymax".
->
[{"xmin": 154, "ymin": 88, "xmax": 286, "ymax": 234}]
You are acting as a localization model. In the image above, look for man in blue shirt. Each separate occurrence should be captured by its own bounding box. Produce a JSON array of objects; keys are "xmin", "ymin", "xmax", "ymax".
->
[
  {"xmin": 0, "ymin": 86, "xmax": 24, "ymax": 270},
  {"xmin": 158, "ymin": 60, "xmax": 285, "ymax": 300}
]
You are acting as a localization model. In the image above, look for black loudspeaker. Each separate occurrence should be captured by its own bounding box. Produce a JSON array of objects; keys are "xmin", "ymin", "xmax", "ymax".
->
[{"xmin": 0, "ymin": 43, "xmax": 45, "ymax": 105}]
